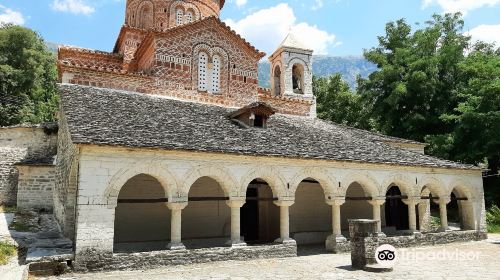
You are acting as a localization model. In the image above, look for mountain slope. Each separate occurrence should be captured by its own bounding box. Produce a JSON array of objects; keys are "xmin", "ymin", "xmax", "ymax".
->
[{"xmin": 259, "ymin": 56, "xmax": 377, "ymax": 89}]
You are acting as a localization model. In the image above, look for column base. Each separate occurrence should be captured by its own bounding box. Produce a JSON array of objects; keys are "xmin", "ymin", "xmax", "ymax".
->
[
  {"xmin": 226, "ymin": 239, "xmax": 247, "ymax": 247},
  {"xmin": 274, "ymin": 238, "xmax": 297, "ymax": 245},
  {"xmin": 167, "ymin": 242, "xmax": 186, "ymax": 250},
  {"xmin": 325, "ymin": 235, "xmax": 349, "ymax": 253}
]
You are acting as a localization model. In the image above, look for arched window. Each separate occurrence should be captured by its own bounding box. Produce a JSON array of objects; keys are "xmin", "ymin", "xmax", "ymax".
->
[
  {"xmin": 292, "ymin": 63, "xmax": 304, "ymax": 94},
  {"xmin": 185, "ymin": 10, "xmax": 193, "ymax": 23},
  {"xmin": 136, "ymin": 1, "xmax": 154, "ymax": 29},
  {"xmin": 198, "ymin": 52, "xmax": 208, "ymax": 91},
  {"xmin": 176, "ymin": 8, "xmax": 184, "ymax": 26},
  {"xmin": 210, "ymin": 55, "xmax": 221, "ymax": 93},
  {"xmin": 273, "ymin": 65, "xmax": 281, "ymax": 96}
]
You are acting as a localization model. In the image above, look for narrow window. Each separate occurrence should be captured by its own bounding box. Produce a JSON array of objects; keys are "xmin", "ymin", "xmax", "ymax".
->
[
  {"xmin": 211, "ymin": 55, "xmax": 221, "ymax": 93},
  {"xmin": 186, "ymin": 11, "xmax": 193, "ymax": 23},
  {"xmin": 198, "ymin": 52, "xmax": 208, "ymax": 91},
  {"xmin": 176, "ymin": 9, "xmax": 183, "ymax": 26}
]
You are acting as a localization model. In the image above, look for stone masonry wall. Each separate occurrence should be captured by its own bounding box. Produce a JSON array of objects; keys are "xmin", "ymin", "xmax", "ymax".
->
[
  {"xmin": 0, "ymin": 125, "xmax": 57, "ymax": 205},
  {"xmin": 16, "ymin": 165, "xmax": 55, "ymax": 211},
  {"xmin": 54, "ymin": 114, "xmax": 79, "ymax": 240}
]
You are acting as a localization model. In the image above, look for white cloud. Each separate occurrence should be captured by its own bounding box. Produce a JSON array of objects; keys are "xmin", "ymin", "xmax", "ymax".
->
[
  {"xmin": 465, "ymin": 24, "xmax": 500, "ymax": 46},
  {"xmin": 0, "ymin": 5, "xmax": 25, "ymax": 25},
  {"xmin": 225, "ymin": 3, "xmax": 338, "ymax": 56},
  {"xmin": 422, "ymin": 0, "xmax": 500, "ymax": 15},
  {"xmin": 235, "ymin": 0, "xmax": 247, "ymax": 8},
  {"xmin": 51, "ymin": 0, "xmax": 95, "ymax": 15}
]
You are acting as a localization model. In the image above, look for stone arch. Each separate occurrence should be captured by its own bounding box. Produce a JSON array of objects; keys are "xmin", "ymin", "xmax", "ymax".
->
[
  {"xmin": 448, "ymin": 179, "xmax": 476, "ymax": 200},
  {"xmin": 286, "ymin": 57, "xmax": 310, "ymax": 72},
  {"xmin": 240, "ymin": 166, "xmax": 287, "ymax": 199},
  {"xmin": 136, "ymin": 0, "xmax": 154, "ymax": 29},
  {"xmin": 181, "ymin": 165, "xmax": 238, "ymax": 197},
  {"xmin": 382, "ymin": 174, "xmax": 416, "ymax": 197},
  {"xmin": 420, "ymin": 176, "xmax": 447, "ymax": 197},
  {"xmin": 289, "ymin": 168, "xmax": 337, "ymax": 198},
  {"xmin": 340, "ymin": 172, "xmax": 380, "ymax": 198},
  {"xmin": 106, "ymin": 163, "xmax": 178, "ymax": 207},
  {"xmin": 272, "ymin": 63, "xmax": 282, "ymax": 96}
]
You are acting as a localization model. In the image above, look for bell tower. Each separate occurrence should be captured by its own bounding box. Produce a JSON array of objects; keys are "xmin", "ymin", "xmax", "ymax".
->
[{"xmin": 269, "ymin": 33, "xmax": 313, "ymax": 97}]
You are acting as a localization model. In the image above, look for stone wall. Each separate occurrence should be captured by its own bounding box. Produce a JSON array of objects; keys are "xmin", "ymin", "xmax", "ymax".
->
[
  {"xmin": 16, "ymin": 165, "xmax": 55, "ymax": 211},
  {"xmin": 54, "ymin": 115, "xmax": 79, "ymax": 240},
  {"xmin": 75, "ymin": 243, "xmax": 297, "ymax": 272},
  {"xmin": 0, "ymin": 125, "xmax": 57, "ymax": 205}
]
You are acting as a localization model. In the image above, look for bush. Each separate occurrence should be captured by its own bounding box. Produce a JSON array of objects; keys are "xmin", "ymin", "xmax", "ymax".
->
[
  {"xmin": 486, "ymin": 205, "xmax": 500, "ymax": 233},
  {"xmin": 0, "ymin": 242, "xmax": 17, "ymax": 265}
]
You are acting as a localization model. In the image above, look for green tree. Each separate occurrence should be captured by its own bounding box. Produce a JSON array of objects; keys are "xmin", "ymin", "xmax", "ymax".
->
[
  {"xmin": 0, "ymin": 24, "xmax": 58, "ymax": 126},
  {"xmin": 313, "ymin": 74, "xmax": 371, "ymax": 128},
  {"xmin": 358, "ymin": 14, "xmax": 469, "ymax": 142}
]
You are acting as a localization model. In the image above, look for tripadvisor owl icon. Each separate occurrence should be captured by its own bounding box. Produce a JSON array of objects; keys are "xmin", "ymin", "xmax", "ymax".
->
[{"xmin": 375, "ymin": 244, "xmax": 397, "ymax": 268}]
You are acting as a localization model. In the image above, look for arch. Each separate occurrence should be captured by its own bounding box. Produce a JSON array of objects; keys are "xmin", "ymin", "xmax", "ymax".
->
[
  {"xmin": 289, "ymin": 168, "xmax": 337, "ymax": 198},
  {"xmin": 420, "ymin": 176, "xmax": 447, "ymax": 198},
  {"xmin": 448, "ymin": 179, "xmax": 476, "ymax": 200},
  {"xmin": 240, "ymin": 167, "xmax": 287, "ymax": 199},
  {"xmin": 384, "ymin": 185, "xmax": 409, "ymax": 230},
  {"xmin": 287, "ymin": 57, "xmax": 310, "ymax": 72},
  {"xmin": 192, "ymin": 44, "xmax": 228, "ymax": 94},
  {"xmin": 292, "ymin": 63, "xmax": 304, "ymax": 94},
  {"xmin": 169, "ymin": 1, "xmax": 200, "ymax": 27},
  {"xmin": 185, "ymin": 8, "xmax": 195, "ymax": 23},
  {"xmin": 273, "ymin": 64, "xmax": 282, "ymax": 96},
  {"xmin": 136, "ymin": 1, "xmax": 154, "ymax": 29},
  {"xmin": 106, "ymin": 163, "xmax": 178, "ymax": 207},
  {"xmin": 181, "ymin": 165, "xmax": 238, "ymax": 197},
  {"xmin": 340, "ymin": 172, "xmax": 380, "ymax": 198},
  {"xmin": 113, "ymin": 174, "xmax": 171, "ymax": 251},
  {"xmin": 382, "ymin": 174, "xmax": 416, "ymax": 197}
]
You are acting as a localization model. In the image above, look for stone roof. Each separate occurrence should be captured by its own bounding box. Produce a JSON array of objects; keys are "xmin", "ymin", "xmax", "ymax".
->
[
  {"xmin": 59, "ymin": 84, "xmax": 477, "ymax": 170},
  {"xmin": 278, "ymin": 33, "xmax": 312, "ymax": 51}
]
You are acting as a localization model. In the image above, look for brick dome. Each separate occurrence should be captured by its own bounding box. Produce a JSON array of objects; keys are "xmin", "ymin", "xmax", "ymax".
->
[{"xmin": 125, "ymin": 0, "xmax": 224, "ymax": 30}]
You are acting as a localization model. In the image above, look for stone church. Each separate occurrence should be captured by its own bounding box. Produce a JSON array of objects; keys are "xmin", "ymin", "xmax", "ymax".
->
[{"xmin": 0, "ymin": 0, "xmax": 487, "ymax": 271}]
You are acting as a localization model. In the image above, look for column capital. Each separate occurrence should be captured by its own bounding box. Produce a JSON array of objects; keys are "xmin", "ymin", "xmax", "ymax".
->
[
  {"xmin": 402, "ymin": 198, "xmax": 422, "ymax": 206},
  {"xmin": 326, "ymin": 198, "xmax": 345, "ymax": 206},
  {"xmin": 167, "ymin": 202, "xmax": 188, "ymax": 210},
  {"xmin": 274, "ymin": 200, "xmax": 294, "ymax": 207},
  {"xmin": 438, "ymin": 196, "xmax": 451, "ymax": 205},
  {"xmin": 226, "ymin": 199, "xmax": 246, "ymax": 208},
  {"xmin": 368, "ymin": 198, "xmax": 386, "ymax": 206}
]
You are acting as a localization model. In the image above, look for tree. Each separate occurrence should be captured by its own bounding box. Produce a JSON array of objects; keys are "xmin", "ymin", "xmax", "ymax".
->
[
  {"xmin": 313, "ymin": 74, "xmax": 371, "ymax": 128},
  {"xmin": 358, "ymin": 14, "xmax": 469, "ymax": 142},
  {"xmin": 0, "ymin": 24, "xmax": 58, "ymax": 126}
]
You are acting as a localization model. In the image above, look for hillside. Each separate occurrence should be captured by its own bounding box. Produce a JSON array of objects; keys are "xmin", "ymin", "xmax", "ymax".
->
[{"xmin": 258, "ymin": 56, "xmax": 377, "ymax": 89}]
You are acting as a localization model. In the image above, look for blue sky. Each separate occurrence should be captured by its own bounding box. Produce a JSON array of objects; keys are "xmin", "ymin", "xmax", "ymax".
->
[{"xmin": 1, "ymin": 0, "xmax": 499, "ymax": 56}]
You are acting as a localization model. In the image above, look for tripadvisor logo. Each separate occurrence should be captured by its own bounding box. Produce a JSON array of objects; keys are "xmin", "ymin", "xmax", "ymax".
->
[{"xmin": 375, "ymin": 244, "xmax": 397, "ymax": 268}]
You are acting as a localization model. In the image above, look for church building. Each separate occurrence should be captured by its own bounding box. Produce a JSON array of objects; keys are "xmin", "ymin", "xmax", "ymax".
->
[{"xmin": 6, "ymin": 0, "xmax": 485, "ymax": 271}]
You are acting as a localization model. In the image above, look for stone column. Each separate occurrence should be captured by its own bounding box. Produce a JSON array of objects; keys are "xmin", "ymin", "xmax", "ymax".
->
[
  {"xmin": 273, "ymin": 200, "xmax": 296, "ymax": 245},
  {"xmin": 167, "ymin": 202, "xmax": 188, "ymax": 250},
  {"xmin": 438, "ymin": 197, "xmax": 451, "ymax": 232},
  {"xmin": 326, "ymin": 198, "xmax": 347, "ymax": 252},
  {"xmin": 226, "ymin": 199, "xmax": 246, "ymax": 247},
  {"xmin": 402, "ymin": 198, "xmax": 421, "ymax": 233},
  {"xmin": 368, "ymin": 199, "xmax": 386, "ymax": 236},
  {"xmin": 418, "ymin": 200, "xmax": 431, "ymax": 232}
]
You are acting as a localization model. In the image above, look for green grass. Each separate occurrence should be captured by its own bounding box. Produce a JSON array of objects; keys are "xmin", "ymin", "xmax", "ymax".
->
[
  {"xmin": 486, "ymin": 205, "xmax": 500, "ymax": 233},
  {"xmin": 0, "ymin": 242, "xmax": 17, "ymax": 265},
  {"xmin": 0, "ymin": 205, "xmax": 17, "ymax": 213}
]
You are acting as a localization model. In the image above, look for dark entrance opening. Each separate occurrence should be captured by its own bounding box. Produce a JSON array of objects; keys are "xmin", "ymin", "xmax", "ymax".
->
[
  {"xmin": 241, "ymin": 186, "xmax": 259, "ymax": 242},
  {"xmin": 385, "ymin": 186, "xmax": 409, "ymax": 230}
]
